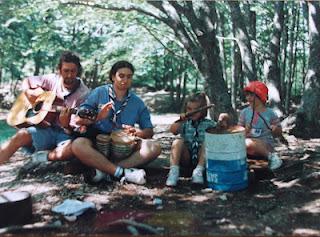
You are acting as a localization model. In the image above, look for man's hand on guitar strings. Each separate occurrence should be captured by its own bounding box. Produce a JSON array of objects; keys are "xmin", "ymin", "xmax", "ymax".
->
[
  {"xmin": 25, "ymin": 87, "xmax": 45, "ymax": 104},
  {"xmin": 59, "ymin": 107, "xmax": 72, "ymax": 129}
]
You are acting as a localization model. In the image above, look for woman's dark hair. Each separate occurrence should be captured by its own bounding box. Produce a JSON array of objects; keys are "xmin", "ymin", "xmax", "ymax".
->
[
  {"xmin": 185, "ymin": 92, "xmax": 209, "ymax": 119},
  {"xmin": 109, "ymin": 60, "xmax": 135, "ymax": 82},
  {"xmin": 57, "ymin": 51, "xmax": 83, "ymax": 77}
]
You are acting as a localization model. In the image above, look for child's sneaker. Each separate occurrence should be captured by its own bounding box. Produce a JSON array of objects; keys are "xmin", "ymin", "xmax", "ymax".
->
[
  {"xmin": 122, "ymin": 168, "xmax": 146, "ymax": 185},
  {"xmin": 166, "ymin": 166, "xmax": 179, "ymax": 186},
  {"xmin": 268, "ymin": 153, "xmax": 283, "ymax": 170},
  {"xmin": 191, "ymin": 167, "xmax": 204, "ymax": 184},
  {"xmin": 31, "ymin": 150, "xmax": 49, "ymax": 163}
]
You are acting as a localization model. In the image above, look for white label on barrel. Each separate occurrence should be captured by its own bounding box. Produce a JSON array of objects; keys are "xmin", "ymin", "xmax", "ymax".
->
[{"xmin": 207, "ymin": 172, "xmax": 218, "ymax": 183}]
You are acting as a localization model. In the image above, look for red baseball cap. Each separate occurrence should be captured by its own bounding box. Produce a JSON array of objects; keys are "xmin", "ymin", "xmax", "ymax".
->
[{"xmin": 244, "ymin": 81, "xmax": 268, "ymax": 104}]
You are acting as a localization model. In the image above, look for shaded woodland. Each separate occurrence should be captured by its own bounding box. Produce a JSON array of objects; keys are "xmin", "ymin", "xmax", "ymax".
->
[
  {"xmin": 0, "ymin": 1, "xmax": 319, "ymax": 138},
  {"xmin": 0, "ymin": 2, "xmax": 320, "ymax": 235}
]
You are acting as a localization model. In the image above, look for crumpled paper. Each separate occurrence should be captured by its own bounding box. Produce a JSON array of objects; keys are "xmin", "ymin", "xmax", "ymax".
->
[{"xmin": 52, "ymin": 199, "xmax": 95, "ymax": 220}]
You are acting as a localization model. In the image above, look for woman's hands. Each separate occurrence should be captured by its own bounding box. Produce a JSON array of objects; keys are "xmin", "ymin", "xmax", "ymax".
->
[
  {"xmin": 74, "ymin": 101, "xmax": 113, "ymax": 126},
  {"xmin": 121, "ymin": 125, "xmax": 153, "ymax": 139},
  {"xmin": 96, "ymin": 102, "xmax": 113, "ymax": 121}
]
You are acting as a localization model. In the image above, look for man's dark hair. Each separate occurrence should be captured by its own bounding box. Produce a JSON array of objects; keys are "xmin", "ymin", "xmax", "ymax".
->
[
  {"xmin": 109, "ymin": 60, "xmax": 135, "ymax": 82},
  {"xmin": 57, "ymin": 51, "xmax": 83, "ymax": 77}
]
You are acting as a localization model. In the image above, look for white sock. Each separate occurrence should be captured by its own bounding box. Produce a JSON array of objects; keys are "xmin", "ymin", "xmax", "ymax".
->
[
  {"xmin": 114, "ymin": 166, "xmax": 124, "ymax": 178},
  {"xmin": 170, "ymin": 165, "xmax": 179, "ymax": 171},
  {"xmin": 195, "ymin": 165, "xmax": 204, "ymax": 171},
  {"xmin": 31, "ymin": 150, "xmax": 49, "ymax": 163}
]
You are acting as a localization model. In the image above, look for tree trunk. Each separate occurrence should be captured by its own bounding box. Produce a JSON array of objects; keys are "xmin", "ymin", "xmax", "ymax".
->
[
  {"xmin": 0, "ymin": 68, "xmax": 2, "ymax": 86},
  {"xmin": 228, "ymin": 1, "xmax": 257, "ymax": 83},
  {"xmin": 285, "ymin": 3, "xmax": 298, "ymax": 114},
  {"xmin": 147, "ymin": 1, "xmax": 235, "ymax": 120},
  {"xmin": 182, "ymin": 71, "xmax": 187, "ymax": 107},
  {"xmin": 231, "ymin": 33, "xmax": 243, "ymax": 109},
  {"xmin": 292, "ymin": 8, "xmax": 301, "ymax": 99},
  {"xmin": 91, "ymin": 60, "xmax": 99, "ymax": 89},
  {"xmin": 34, "ymin": 51, "xmax": 42, "ymax": 76},
  {"xmin": 169, "ymin": 57, "xmax": 175, "ymax": 109},
  {"xmin": 264, "ymin": 2, "xmax": 284, "ymax": 110},
  {"xmin": 301, "ymin": 2, "xmax": 308, "ymax": 93},
  {"xmin": 291, "ymin": 2, "xmax": 320, "ymax": 138},
  {"xmin": 217, "ymin": 9, "xmax": 227, "ymax": 83},
  {"xmin": 244, "ymin": 0, "xmax": 256, "ymax": 41},
  {"xmin": 280, "ymin": 4, "xmax": 289, "ymax": 104}
]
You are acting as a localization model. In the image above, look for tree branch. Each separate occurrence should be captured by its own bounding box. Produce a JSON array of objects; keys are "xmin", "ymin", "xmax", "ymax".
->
[
  {"xmin": 137, "ymin": 20, "xmax": 192, "ymax": 64},
  {"xmin": 170, "ymin": 1, "xmax": 199, "ymax": 44},
  {"xmin": 62, "ymin": 1, "xmax": 167, "ymax": 23},
  {"xmin": 147, "ymin": 1, "xmax": 198, "ymax": 57}
]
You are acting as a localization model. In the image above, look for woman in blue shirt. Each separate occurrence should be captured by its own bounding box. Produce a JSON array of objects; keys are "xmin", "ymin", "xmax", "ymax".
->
[{"xmin": 72, "ymin": 61, "xmax": 161, "ymax": 185}]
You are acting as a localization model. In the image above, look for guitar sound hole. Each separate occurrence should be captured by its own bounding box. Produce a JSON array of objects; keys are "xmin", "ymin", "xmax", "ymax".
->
[
  {"xmin": 33, "ymin": 101, "xmax": 43, "ymax": 112},
  {"xmin": 26, "ymin": 109, "xmax": 37, "ymax": 118}
]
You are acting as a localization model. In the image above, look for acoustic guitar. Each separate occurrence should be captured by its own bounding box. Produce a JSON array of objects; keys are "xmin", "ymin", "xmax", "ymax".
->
[{"xmin": 7, "ymin": 91, "xmax": 97, "ymax": 128}]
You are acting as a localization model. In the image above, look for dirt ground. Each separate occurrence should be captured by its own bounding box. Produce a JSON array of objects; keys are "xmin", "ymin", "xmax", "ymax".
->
[{"xmin": 0, "ymin": 90, "xmax": 319, "ymax": 236}]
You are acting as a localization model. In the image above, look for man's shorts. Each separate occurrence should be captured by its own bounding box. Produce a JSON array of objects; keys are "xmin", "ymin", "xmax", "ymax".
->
[{"xmin": 26, "ymin": 126, "xmax": 72, "ymax": 151}]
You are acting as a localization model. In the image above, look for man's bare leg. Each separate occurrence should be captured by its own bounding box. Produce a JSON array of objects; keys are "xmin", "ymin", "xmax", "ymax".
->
[
  {"xmin": 117, "ymin": 139, "xmax": 161, "ymax": 168},
  {"xmin": 0, "ymin": 129, "xmax": 32, "ymax": 164}
]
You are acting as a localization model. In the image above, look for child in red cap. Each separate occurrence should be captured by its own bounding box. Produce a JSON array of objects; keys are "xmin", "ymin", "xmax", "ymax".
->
[{"xmin": 238, "ymin": 81, "xmax": 283, "ymax": 170}]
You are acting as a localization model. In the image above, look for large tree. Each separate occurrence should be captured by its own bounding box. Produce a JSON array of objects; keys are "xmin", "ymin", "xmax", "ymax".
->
[
  {"xmin": 291, "ymin": 1, "xmax": 320, "ymax": 138},
  {"xmin": 263, "ymin": 2, "xmax": 284, "ymax": 108},
  {"xmin": 68, "ymin": 0, "xmax": 236, "ymax": 120},
  {"xmin": 228, "ymin": 1, "xmax": 257, "ymax": 83},
  {"xmin": 147, "ymin": 1, "xmax": 235, "ymax": 119}
]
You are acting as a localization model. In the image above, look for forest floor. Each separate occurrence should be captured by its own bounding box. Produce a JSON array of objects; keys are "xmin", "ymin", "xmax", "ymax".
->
[{"xmin": 0, "ymin": 89, "xmax": 319, "ymax": 236}]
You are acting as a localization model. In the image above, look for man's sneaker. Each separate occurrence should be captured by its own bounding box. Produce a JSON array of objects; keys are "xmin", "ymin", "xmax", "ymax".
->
[
  {"xmin": 191, "ymin": 168, "xmax": 204, "ymax": 184},
  {"xmin": 84, "ymin": 169, "xmax": 111, "ymax": 184},
  {"xmin": 268, "ymin": 153, "xmax": 283, "ymax": 170},
  {"xmin": 92, "ymin": 169, "xmax": 111, "ymax": 183},
  {"xmin": 31, "ymin": 150, "xmax": 49, "ymax": 163},
  {"xmin": 122, "ymin": 168, "xmax": 146, "ymax": 185},
  {"xmin": 166, "ymin": 166, "xmax": 179, "ymax": 186}
]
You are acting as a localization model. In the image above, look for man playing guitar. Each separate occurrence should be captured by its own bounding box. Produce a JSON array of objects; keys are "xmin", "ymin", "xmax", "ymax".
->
[{"xmin": 0, "ymin": 51, "xmax": 89, "ymax": 164}]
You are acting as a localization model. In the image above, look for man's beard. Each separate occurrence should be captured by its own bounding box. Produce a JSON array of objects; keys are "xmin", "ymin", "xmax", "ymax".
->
[{"xmin": 64, "ymin": 78, "xmax": 75, "ymax": 86}]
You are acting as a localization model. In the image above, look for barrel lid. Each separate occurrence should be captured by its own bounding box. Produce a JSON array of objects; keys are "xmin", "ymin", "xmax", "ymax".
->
[{"xmin": 207, "ymin": 125, "xmax": 245, "ymax": 134}]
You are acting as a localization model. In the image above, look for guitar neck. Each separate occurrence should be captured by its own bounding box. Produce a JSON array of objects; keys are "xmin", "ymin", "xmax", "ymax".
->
[{"xmin": 53, "ymin": 106, "xmax": 78, "ymax": 114}]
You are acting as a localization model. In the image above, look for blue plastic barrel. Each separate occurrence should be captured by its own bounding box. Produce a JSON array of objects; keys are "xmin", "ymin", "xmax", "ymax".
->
[{"xmin": 205, "ymin": 126, "xmax": 248, "ymax": 191}]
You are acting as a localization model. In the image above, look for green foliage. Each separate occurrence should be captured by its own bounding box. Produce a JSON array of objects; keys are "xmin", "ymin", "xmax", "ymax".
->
[
  {"xmin": 0, "ymin": 0, "xmax": 205, "ymax": 96},
  {"xmin": 0, "ymin": 0, "xmax": 313, "ymax": 108}
]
